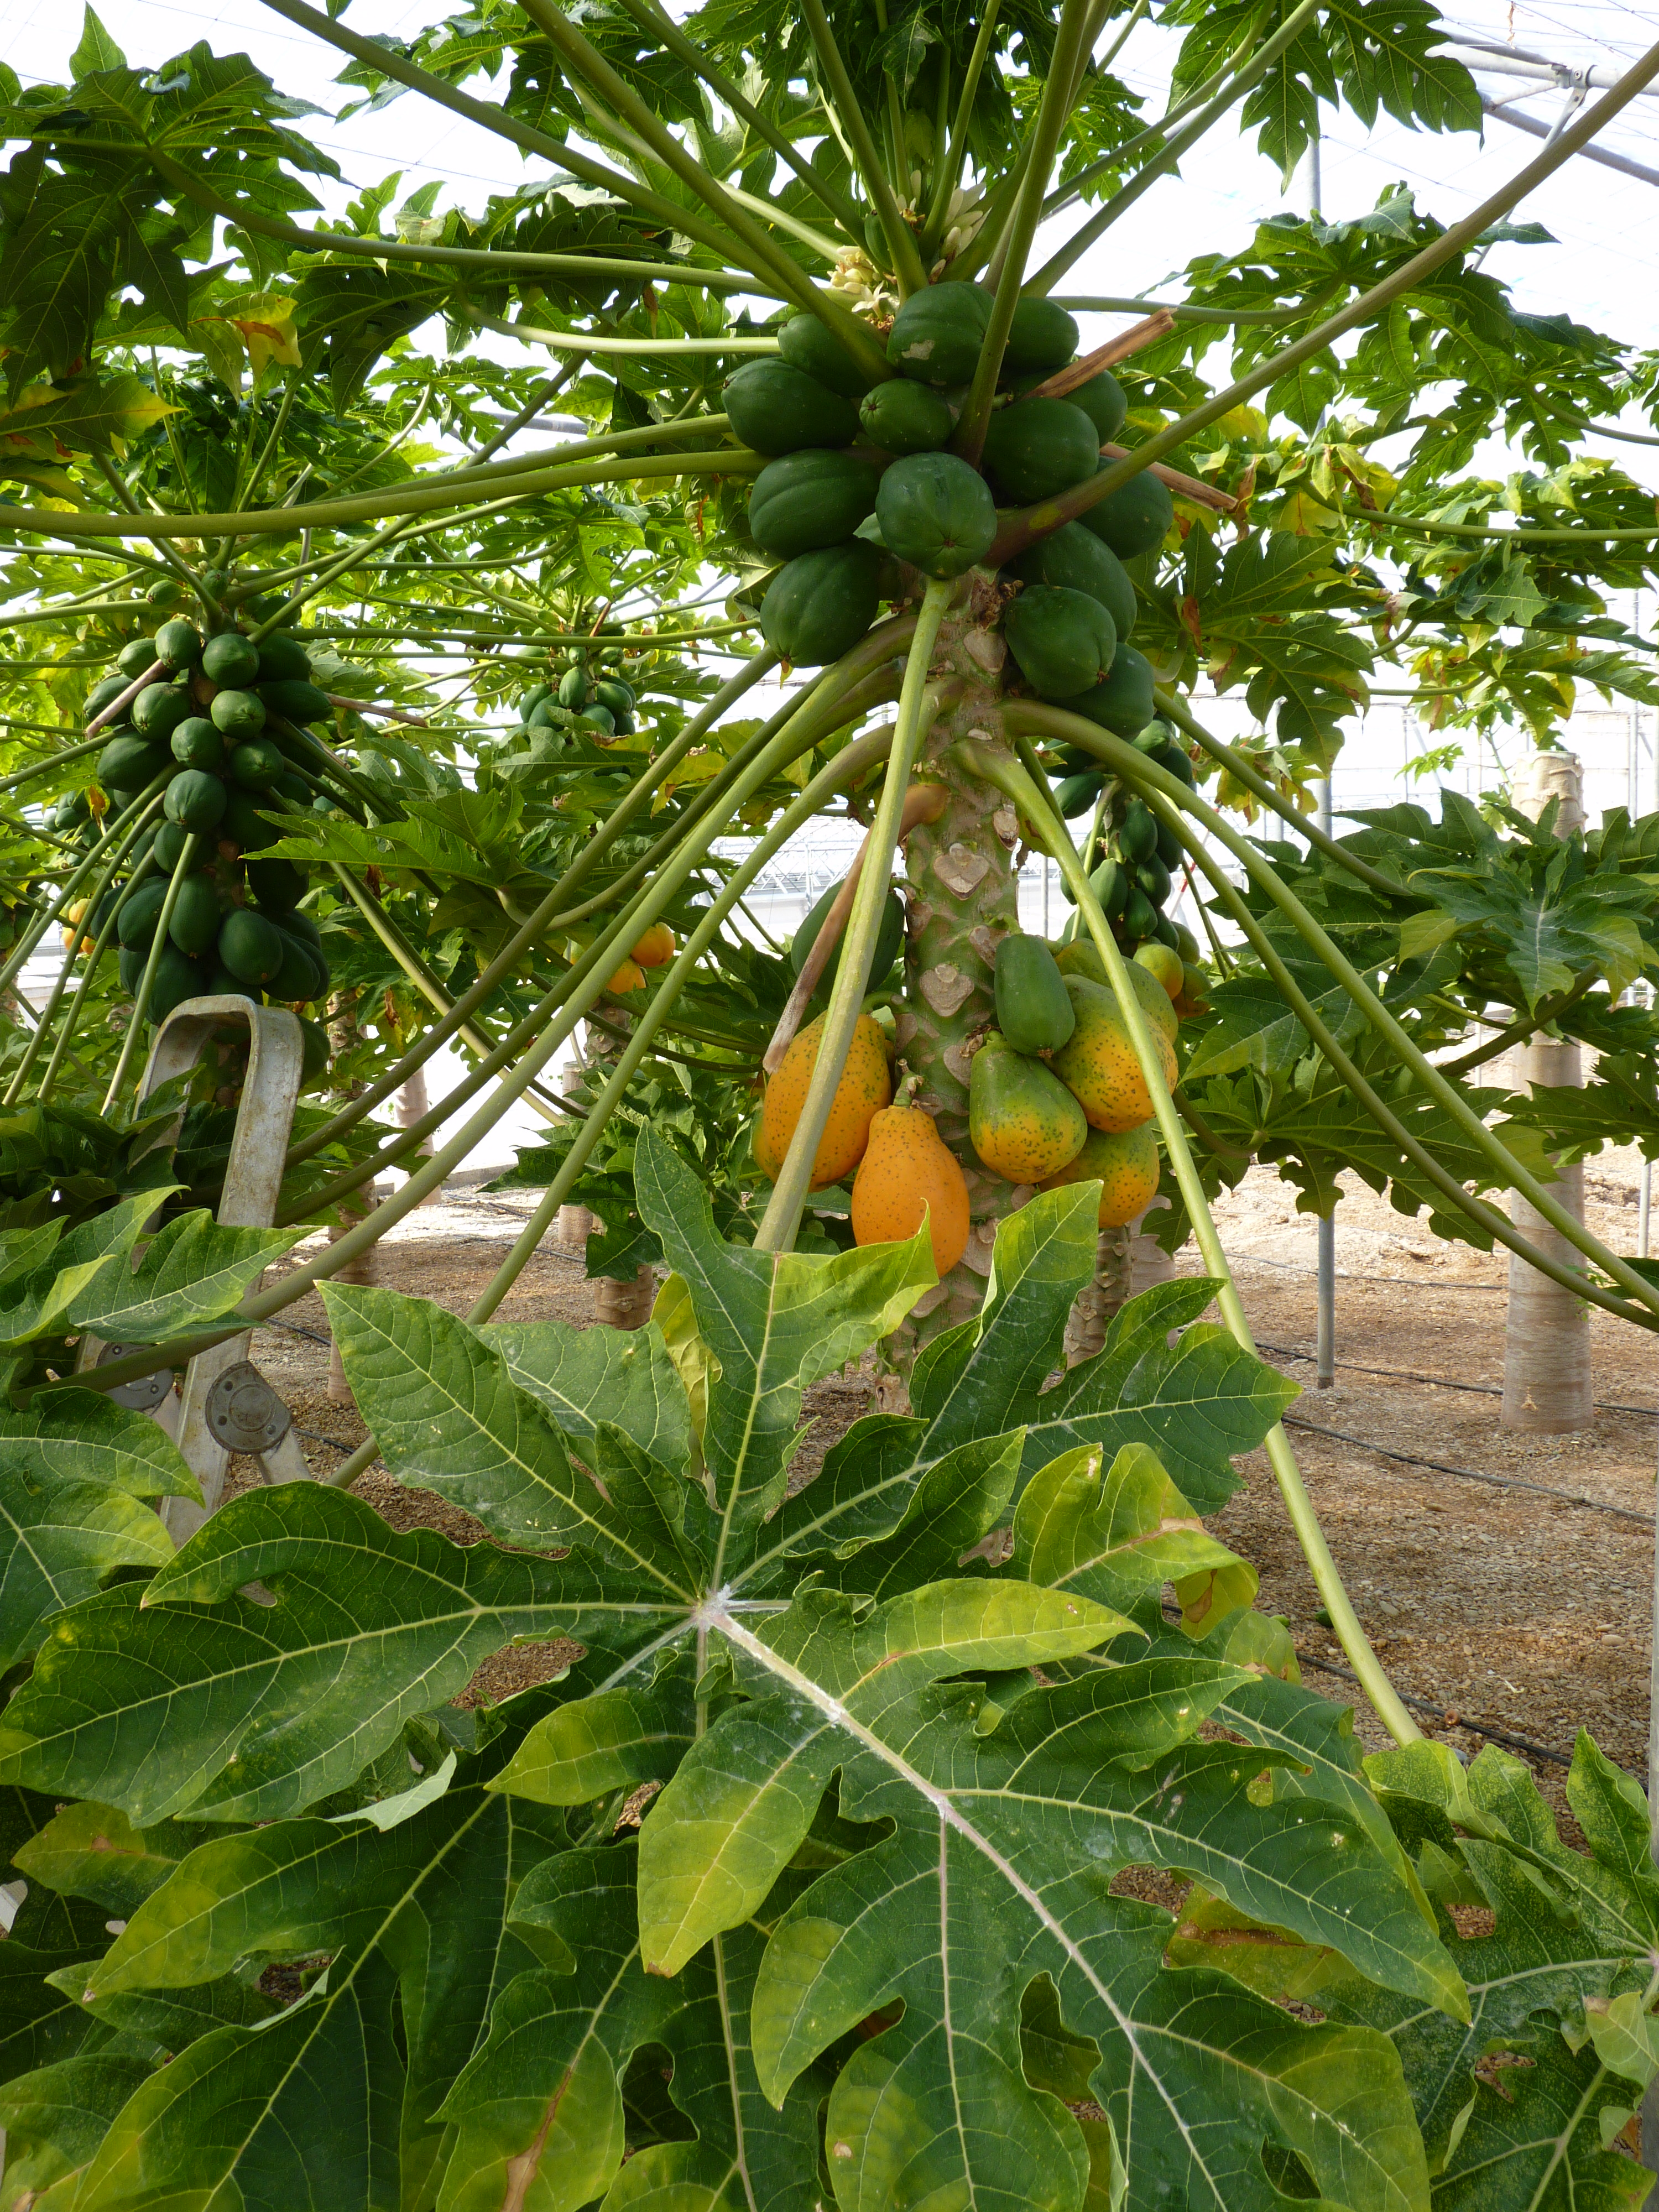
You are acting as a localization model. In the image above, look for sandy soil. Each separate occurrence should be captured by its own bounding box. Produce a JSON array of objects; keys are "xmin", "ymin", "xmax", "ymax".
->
[{"xmin": 233, "ymin": 1162, "xmax": 1655, "ymax": 1828}]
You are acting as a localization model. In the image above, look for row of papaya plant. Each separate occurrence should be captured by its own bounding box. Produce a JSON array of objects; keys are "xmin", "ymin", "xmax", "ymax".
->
[{"xmin": 0, "ymin": 1, "xmax": 1657, "ymax": 2205}]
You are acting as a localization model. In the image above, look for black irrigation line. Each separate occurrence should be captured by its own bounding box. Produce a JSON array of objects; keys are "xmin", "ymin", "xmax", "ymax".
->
[
  {"xmin": 1259, "ymin": 1340, "xmax": 1658, "ymax": 1421},
  {"xmin": 1290, "ymin": 1648, "xmax": 1614, "ymax": 1773},
  {"xmin": 1281, "ymin": 1411, "xmax": 1652, "ymax": 1527}
]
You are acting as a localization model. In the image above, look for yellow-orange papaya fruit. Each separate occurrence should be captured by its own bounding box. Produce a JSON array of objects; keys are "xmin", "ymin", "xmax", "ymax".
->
[
  {"xmin": 606, "ymin": 957, "xmax": 646, "ymax": 994},
  {"xmin": 968, "ymin": 1034, "xmax": 1088, "ymax": 1183},
  {"xmin": 1038, "ymin": 1123, "xmax": 1161, "ymax": 1226},
  {"xmin": 1050, "ymin": 975, "xmax": 1174, "ymax": 1132},
  {"xmin": 631, "ymin": 922, "xmax": 675, "ymax": 968},
  {"xmin": 852, "ymin": 1104, "xmax": 971, "ymax": 1275},
  {"xmin": 1133, "ymin": 940, "xmax": 1185, "ymax": 1001},
  {"xmin": 1053, "ymin": 937, "xmax": 1177, "ymax": 1047},
  {"xmin": 757, "ymin": 1010, "xmax": 891, "ymax": 1187}
]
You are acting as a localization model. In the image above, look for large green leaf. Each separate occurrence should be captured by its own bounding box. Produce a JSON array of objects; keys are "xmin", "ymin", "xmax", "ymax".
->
[
  {"xmin": 489, "ymin": 1311, "xmax": 693, "ymax": 1471},
  {"xmin": 0, "ymin": 1484, "xmax": 677, "ymax": 1824}
]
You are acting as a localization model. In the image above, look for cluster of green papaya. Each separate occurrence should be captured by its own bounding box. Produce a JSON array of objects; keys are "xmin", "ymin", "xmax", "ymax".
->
[
  {"xmin": 726, "ymin": 282, "xmax": 1172, "ymax": 729},
  {"xmin": 1051, "ymin": 720, "xmax": 1196, "ymax": 953},
  {"xmin": 68, "ymin": 605, "xmax": 342, "ymax": 1041},
  {"xmin": 512, "ymin": 630, "xmax": 641, "ymax": 748},
  {"xmin": 967, "ymin": 928, "xmax": 1204, "ymax": 1226}
]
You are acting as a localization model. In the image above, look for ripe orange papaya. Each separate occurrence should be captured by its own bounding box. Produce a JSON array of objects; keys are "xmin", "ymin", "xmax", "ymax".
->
[
  {"xmin": 1133, "ymin": 940, "xmax": 1184, "ymax": 1001},
  {"xmin": 606, "ymin": 957, "xmax": 646, "ymax": 994},
  {"xmin": 852, "ymin": 1104, "xmax": 971, "ymax": 1275},
  {"xmin": 757, "ymin": 1010, "xmax": 891, "ymax": 1187},
  {"xmin": 968, "ymin": 1034, "xmax": 1087, "ymax": 1183},
  {"xmin": 1038, "ymin": 1123, "xmax": 1161, "ymax": 1227},
  {"xmin": 1050, "ymin": 975, "xmax": 1175, "ymax": 1131},
  {"xmin": 1051, "ymin": 939, "xmax": 1177, "ymax": 1046},
  {"xmin": 630, "ymin": 922, "xmax": 676, "ymax": 968}
]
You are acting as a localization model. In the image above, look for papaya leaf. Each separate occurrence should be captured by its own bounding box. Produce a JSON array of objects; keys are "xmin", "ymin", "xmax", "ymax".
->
[{"xmin": 69, "ymin": 1213, "xmax": 306, "ymax": 1343}]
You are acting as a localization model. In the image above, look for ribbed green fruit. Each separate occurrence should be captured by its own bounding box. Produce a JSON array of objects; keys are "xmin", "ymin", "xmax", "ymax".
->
[
  {"xmin": 147, "ymin": 578, "xmax": 185, "ymax": 609},
  {"xmin": 1005, "ymin": 585, "xmax": 1117, "ymax": 700},
  {"xmin": 558, "ymin": 666, "xmax": 588, "ymax": 709},
  {"xmin": 1135, "ymin": 854, "xmax": 1172, "ymax": 906},
  {"xmin": 84, "ymin": 676, "xmax": 129, "ymax": 723},
  {"xmin": 153, "ymin": 619, "xmax": 202, "ymax": 671},
  {"xmin": 790, "ymin": 877, "xmax": 905, "ymax": 998},
  {"xmin": 749, "ymin": 450, "xmax": 882, "ymax": 560},
  {"xmin": 203, "ymin": 960, "xmax": 257, "ymax": 1003},
  {"xmin": 254, "ymin": 633, "xmax": 312, "ymax": 684},
  {"xmin": 272, "ymin": 772, "xmax": 311, "ymax": 807},
  {"xmin": 593, "ymin": 677, "xmax": 634, "ymax": 715},
  {"xmin": 154, "ymin": 821, "xmax": 194, "ymax": 871},
  {"xmin": 1118, "ymin": 797, "xmax": 1157, "ymax": 863},
  {"xmin": 147, "ymin": 945, "xmax": 209, "ymax": 1023},
  {"xmin": 211, "ymin": 688, "xmax": 267, "ymax": 738},
  {"xmin": 97, "ymin": 734, "xmax": 171, "ymax": 791},
  {"xmin": 131, "ymin": 684, "xmax": 191, "ymax": 740},
  {"xmin": 269, "ymin": 932, "xmax": 327, "ymax": 1003},
  {"xmin": 874, "ymin": 451, "xmax": 997, "ymax": 577},
  {"xmin": 1078, "ymin": 467, "xmax": 1175, "ymax": 558},
  {"xmin": 1005, "ymin": 522, "xmax": 1135, "ymax": 637},
  {"xmin": 1055, "ymin": 772, "xmax": 1102, "ymax": 819},
  {"xmin": 858, "ymin": 379, "xmax": 954, "ymax": 456},
  {"xmin": 168, "ymin": 872, "xmax": 222, "ymax": 957},
  {"xmin": 1121, "ymin": 885, "xmax": 1157, "ymax": 940},
  {"xmin": 1067, "ymin": 373, "xmax": 1128, "ymax": 444},
  {"xmin": 776, "ymin": 310, "xmax": 873, "ymax": 398},
  {"xmin": 230, "ymin": 739, "xmax": 283, "ymax": 789},
  {"xmin": 580, "ymin": 703, "xmax": 616, "ymax": 735},
  {"xmin": 886, "ymin": 281, "xmax": 991, "ymax": 387},
  {"xmin": 760, "ymin": 541, "xmax": 881, "ymax": 666},
  {"xmin": 163, "ymin": 771, "xmax": 227, "ymax": 832},
  {"xmin": 218, "ymin": 907, "xmax": 286, "ymax": 987},
  {"xmin": 117, "ymin": 639, "xmax": 156, "ymax": 678},
  {"xmin": 221, "ymin": 788, "xmax": 275, "ymax": 852},
  {"xmin": 723, "ymin": 362, "xmax": 860, "ymax": 456},
  {"xmin": 981, "ymin": 398, "xmax": 1100, "ymax": 503},
  {"xmin": 1055, "ymin": 643, "xmax": 1156, "ymax": 738},
  {"xmin": 258, "ymin": 680, "xmax": 330, "ymax": 724},
  {"xmin": 1004, "ymin": 298, "xmax": 1078, "ymax": 375},
  {"xmin": 994, "ymin": 934, "xmax": 1076, "ymax": 1054},
  {"xmin": 299, "ymin": 1016, "xmax": 332, "ymax": 1086},
  {"xmin": 171, "ymin": 717, "xmax": 224, "ymax": 771},
  {"xmin": 202, "ymin": 633, "xmax": 261, "ymax": 687},
  {"xmin": 272, "ymin": 905, "xmax": 324, "ymax": 955},
  {"xmin": 117, "ymin": 946, "xmax": 145, "ymax": 993},
  {"xmin": 117, "ymin": 879, "xmax": 169, "ymax": 950}
]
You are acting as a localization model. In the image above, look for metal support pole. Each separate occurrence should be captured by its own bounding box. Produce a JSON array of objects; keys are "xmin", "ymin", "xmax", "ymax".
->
[{"xmin": 1315, "ymin": 776, "xmax": 1336, "ymax": 1389}]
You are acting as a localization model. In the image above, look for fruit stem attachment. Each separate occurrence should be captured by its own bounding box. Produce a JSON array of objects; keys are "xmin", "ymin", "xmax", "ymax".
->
[
  {"xmin": 962, "ymin": 730, "xmax": 1421, "ymax": 1749},
  {"xmin": 762, "ymin": 781, "xmax": 948, "ymax": 1076},
  {"xmin": 755, "ymin": 580, "xmax": 956, "ymax": 1253},
  {"xmin": 100, "ymin": 833, "xmax": 201, "ymax": 1114}
]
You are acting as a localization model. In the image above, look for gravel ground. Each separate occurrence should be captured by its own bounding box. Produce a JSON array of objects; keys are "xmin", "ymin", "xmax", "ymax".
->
[{"xmin": 228, "ymin": 1165, "xmax": 1655, "ymax": 1829}]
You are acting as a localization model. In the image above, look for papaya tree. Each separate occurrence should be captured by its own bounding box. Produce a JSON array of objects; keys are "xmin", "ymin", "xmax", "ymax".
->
[{"xmin": 0, "ymin": 3, "xmax": 1657, "ymax": 2205}]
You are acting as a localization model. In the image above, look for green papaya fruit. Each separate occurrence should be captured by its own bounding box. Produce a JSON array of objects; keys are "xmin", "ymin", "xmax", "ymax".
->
[
  {"xmin": 230, "ymin": 739, "xmax": 284, "ymax": 789},
  {"xmin": 1004, "ymin": 522, "xmax": 1135, "ymax": 638},
  {"xmin": 258, "ymin": 679, "xmax": 331, "ymax": 725},
  {"xmin": 1134, "ymin": 855, "xmax": 1172, "ymax": 907},
  {"xmin": 218, "ymin": 905, "xmax": 286, "ymax": 988},
  {"xmin": 776, "ymin": 310, "xmax": 874, "ymax": 398},
  {"xmin": 1152, "ymin": 910, "xmax": 1181, "ymax": 951},
  {"xmin": 248, "ymin": 856, "xmax": 308, "ymax": 909},
  {"xmin": 117, "ymin": 638, "xmax": 156, "ymax": 678},
  {"xmin": 171, "ymin": 717, "xmax": 225, "ymax": 771},
  {"xmin": 980, "ymin": 398, "xmax": 1100, "ymax": 503},
  {"xmin": 1005, "ymin": 584, "xmax": 1116, "ymax": 700},
  {"xmin": 117, "ymin": 878, "xmax": 169, "ymax": 950},
  {"xmin": 153, "ymin": 619, "xmax": 202, "ymax": 671},
  {"xmin": 163, "ymin": 770, "xmax": 227, "ymax": 833},
  {"xmin": 790, "ymin": 878, "xmax": 905, "ymax": 997},
  {"xmin": 298, "ymin": 1015, "xmax": 331, "ymax": 1087},
  {"xmin": 994, "ymin": 934, "xmax": 1076, "ymax": 1054},
  {"xmin": 1066, "ymin": 372, "xmax": 1128, "ymax": 445},
  {"xmin": 154, "ymin": 821, "xmax": 194, "ymax": 872},
  {"xmin": 1054, "ymin": 643, "xmax": 1155, "ymax": 738},
  {"xmin": 1055, "ymin": 773, "xmax": 1102, "ymax": 819},
  {"xmin": 271, "ymin": 905, "xmax": 324, "ymax": 955},
  {"xmin": 272, "ymin": 771, "xmax": 311, "ymax": 807},
  {"xmin": 211, "ymin": 688, "xmax": 267, "ymax": 738},
  {"xmin": 760, "ymin": 541, "xmax": 882, "ymax": 666},
  {"xmin": 593, "ymin": 677, "xmax": 634, "ymax": 714},
  {"xmin": 84, "ymin": 676, "xmax": 130, "ymax": 723},
  {"xmin": 201, "ymin": 633, "xmax": 261, "ymax": 688},
  {"xmin": 580, "ymin": 703, "xmax": 617, "ymax": 735},
  {"xmin": 886, "ymin": 280, "xmax": 991, "ymax": 387},
  {"xmin": 518, "ymin": 682, "xmax": 552, "ymax": 721},
  {"xmin": 168, "ymin": 872, "xmax": 222, "ymax": 957},
  {"xmin": 1004, "ymin": 297, "xmax": 1078, "ymax": 375},
  {"xmin": 1078, "ymin": 466, "xmax": 1174, "ymax": 558},
  {"xmin": 1154, "ymin": 816, "xmax": 1183, "ymax": 868},
  {"xmin": 858, "ymin": 379, "xmax": 954, "ymax": 456},
  {"xmin": 968, "ymin": 1033, "xmax": 1088, "ymax": 1183},
  {"xmin": 117, "ymin": 946, "xmax": 145, "ymax": 993},
  {"xmin": 1118, "ymin": 798, "xmax": 1157, "ymax": 863},
  {"xmin": 269, "ymin": 932, "xmax": 326, "ymax": 1003},
  {"xmin": 131, "ymin": 684, "xmax": 191, "ymax": 741},
  {"xmin": 147, "ymin": 578, "xmax": 185, "ymax": 609},
  {"xmin": 874, "ymin": 451, "xmax": 997, "ymax": 577},
  {"xmin": 1154, "ymin": 738, "xmax": 1195, "ymax": 787},
  {"xmin": 748, "ymin": 449, "xmax": 882, "ymax": 560},
  {"xmin": 723, "ymin": 361, "xmax": 860, "ymax": 456},
  {"xmin": 254, "ymin": 633, "xmax": 312, "ymax": 684},
  {"xmin": 1121, "ymin": 885, "xmax": 1157, "ymax": 940},
  {"xmin": 97, "ymin": 734, "xmax": 171, "ymax": 792},
  {"xmin": 147, "ymin": 944, "xmax": 210, "ymax": 1023},
  {"xmin": 203, "ymin": 960, "xmax": 257, "ymax": 1004},
  {"xmin": 221, "ymin": 788, "xmax": 276, "ymax": 852},
  {"xmin": 558, "ymin": 666, "xmax": 588, "ymax": 710}
]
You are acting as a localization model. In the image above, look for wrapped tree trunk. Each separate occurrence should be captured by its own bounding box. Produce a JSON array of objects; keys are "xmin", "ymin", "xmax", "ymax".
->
[
  {"xmin": 397, "ymin": 1063, "xmax": 439, "ymax": 1204},
  {"xmin": 1501, "ymin": 752, "xmax": 1593, "ymax": 1433},
  {"xmin": 1064, "ymin": 1199, "xmax": 1176, "ymax": 1365}
]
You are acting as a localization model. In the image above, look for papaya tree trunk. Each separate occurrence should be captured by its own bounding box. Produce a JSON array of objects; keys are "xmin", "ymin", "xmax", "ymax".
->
[
  {"xmin": 325, "ymin": 987, "xmax": 377, "ymax": 1406},
  {"xmin": 1064, "ymin": 1201, "xmax": 1176, "ymax": 1364},
  {"xmin": 1501, "ymin": 752, "xmax": 1593, "ymax": 1433},
  {"xmin": 893, "ymin": 620, "xmax": 1022, "ymax": 1350}
]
